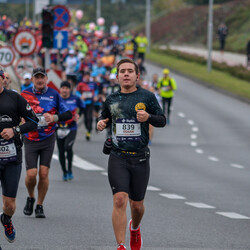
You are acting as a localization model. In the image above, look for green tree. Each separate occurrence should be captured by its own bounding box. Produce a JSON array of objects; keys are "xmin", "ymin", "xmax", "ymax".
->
[
  {"xmin": 153, "ymin": 0, "xmax": 184, "ymax": 14},
  {"xmin": 184, "ymin": 0, "xmax": 232, "ymax": 5}
]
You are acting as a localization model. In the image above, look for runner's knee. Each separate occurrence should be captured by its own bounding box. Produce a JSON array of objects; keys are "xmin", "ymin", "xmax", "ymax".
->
[{"xmin": 113, "ymin": 193, "xmax": 128, "ymax": 209}]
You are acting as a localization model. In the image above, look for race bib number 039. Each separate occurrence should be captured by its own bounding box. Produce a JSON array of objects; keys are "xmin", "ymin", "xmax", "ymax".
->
[{"xmin": 116, "ymin": 118, "xmax": 141, "ymax": 141}]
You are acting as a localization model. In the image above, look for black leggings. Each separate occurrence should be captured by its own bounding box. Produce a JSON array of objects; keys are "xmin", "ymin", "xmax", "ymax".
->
[
  {"xmin": 162, "ymin": 97, "xmax": 173, "ymax": 117},
  {"xmin": 56, "ymin": 130, "xmax": 77, "ymax": 175},
  {"xmin": 84, "ymin": 104, "xmax": 93, "ymax": 133},
  {"xmin": 108, "ymin": 150, "xmax": 150, "ymax": 201}
]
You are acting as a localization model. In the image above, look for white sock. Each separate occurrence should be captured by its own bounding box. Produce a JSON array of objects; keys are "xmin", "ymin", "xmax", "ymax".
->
[{"xmin": 131, "ymin": 223, "xmax": 139, "ymax": 231}]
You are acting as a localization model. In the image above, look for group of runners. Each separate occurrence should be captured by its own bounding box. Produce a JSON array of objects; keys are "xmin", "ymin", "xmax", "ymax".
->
[{"xmin": 0, "ymin": 25, "xmax": 177, "ymax": 249}]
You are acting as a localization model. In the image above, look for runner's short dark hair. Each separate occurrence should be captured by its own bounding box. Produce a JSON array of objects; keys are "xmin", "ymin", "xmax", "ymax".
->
[{"xmin": 116, "ymin": 58, "xmax": 139, "ymax": 75}]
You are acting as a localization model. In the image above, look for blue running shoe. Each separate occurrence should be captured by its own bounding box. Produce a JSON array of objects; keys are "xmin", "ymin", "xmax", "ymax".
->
[
  {"xmin": 63, "ymin": 173, "xmax": 68, "ymax": 181},
  {"xmin": 0, "ymin": 213, "xmax": 16, "ymax": 243},
  {"xmin": 166, "ymin": 118, "xmax": 170, "ymax": 125},
  {"xmin": 67, "ymin": 172, "xmax": 74, "ymax": 180}
]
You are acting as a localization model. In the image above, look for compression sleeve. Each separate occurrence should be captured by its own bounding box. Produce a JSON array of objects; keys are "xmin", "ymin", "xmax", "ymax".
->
[
  {"xmin": 58, "ymin": 110, "xmax": 72, "ymax": 122},
  {"xmin": 148, "ymin": 114, "xmax": 166, "ymax": 127}
]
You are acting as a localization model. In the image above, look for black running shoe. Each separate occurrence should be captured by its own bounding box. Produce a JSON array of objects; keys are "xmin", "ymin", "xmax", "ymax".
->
[
  {"xmin": 35, "ymin": 205, "xmax": 46, "ymax": 218},
  {"xmin": 23, "ymin": 197, "xmax": 35, "ymax": 216}
]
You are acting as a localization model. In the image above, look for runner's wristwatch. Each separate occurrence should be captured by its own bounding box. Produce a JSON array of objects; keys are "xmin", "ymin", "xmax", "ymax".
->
[{"xmin": 13, "ymin": 126, "xmax": 21, "ymax": 136}]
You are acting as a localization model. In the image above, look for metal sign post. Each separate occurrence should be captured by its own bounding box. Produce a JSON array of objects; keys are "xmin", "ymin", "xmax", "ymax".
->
[
  {"xmin": 146, "ymin": 0, "xmax": 151, "ymax": 53},
  {"xmin": 45, "ymin": 48, "xmax": 50, "ymax": 70},
  {"xmin": 207, "ymin": 0, "xmax": 214, "ymax": 72}
]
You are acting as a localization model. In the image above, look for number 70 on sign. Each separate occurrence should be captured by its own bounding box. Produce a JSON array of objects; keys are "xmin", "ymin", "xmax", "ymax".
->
[{"xmin": 0, "ymin": 46, "xmax": 15, "ymax": 67}]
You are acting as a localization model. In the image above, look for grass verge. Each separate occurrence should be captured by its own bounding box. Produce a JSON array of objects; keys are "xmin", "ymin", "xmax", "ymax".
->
[{"xmin": 147, "ymin": 50, "xmax": 250, "ymax": 102}]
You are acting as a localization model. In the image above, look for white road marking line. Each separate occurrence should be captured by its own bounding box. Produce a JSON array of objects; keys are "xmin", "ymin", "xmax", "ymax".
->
[
  {"xmin": 208, "ymin": 156, "xmax": 219, "ymax": 162},
  {"xmin": 195, "ymin": 148, "xmax": 204, "ymax": 154},
  {"xmin": 159, "ymin": 193, "xmax": 186, "ymax": 200},
  {"xmin": 73, "ymin": 155, "xmax": 104, "ymax": 171},
  {"xmin": 190, "ymin": 141, "xmax": 197, "ymax": 147},
  {"xmin": 101, "ymin": 172, "xmax": 108, "ymax": 176},
  {"xmin": 230, "ymin": 163, "xmax": 244, "ymax": 169},
  {"xmin": 190, "ymin": 134, "xmax": 197, "ymax": 140},
  {"xmin": 53, "ymin": 154, "xmax": 104, "ymax": 171},
  {"xmin": 185, "ymin": 202, "xmax": 215, "ymax": 209},
  {"xmin": 192, "ymin": 127, "xmax": 199, "ymax": 132},
  {"xmin": 178, "ymin": 112, "xmax": 186, "ymax": 118},
  {"xmin": 147, "ymin": 185, "xmax": 162, "ymax": 191},
  {"xmin": 188, "ymin": 120, "xmax": 195, "ymax": 125},
  {"xmin": 216, "ymin": 212, "xmax": 250, "ymax": 219}
]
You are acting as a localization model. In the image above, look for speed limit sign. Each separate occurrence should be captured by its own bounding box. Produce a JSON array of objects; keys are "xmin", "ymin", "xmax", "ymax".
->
[{"xmin": 0, "ymin": 46, "xmax": 15, "ymax": 67}]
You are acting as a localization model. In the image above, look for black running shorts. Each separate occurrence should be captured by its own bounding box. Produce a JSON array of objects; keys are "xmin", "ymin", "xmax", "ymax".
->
[
  {"xmin": 24, "ymin": 134, "xmax": 56, "ymax": 169},
  {"xmin": 108, "ymin": 150, "xmax": 150, "ymax": 201},
  {"xmin": 0, "ymin": 163, "xmax": 22, "ymax": 198}
]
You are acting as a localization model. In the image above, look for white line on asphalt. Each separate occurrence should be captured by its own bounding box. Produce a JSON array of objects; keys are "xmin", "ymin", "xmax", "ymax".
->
[
  {"xmin": 53, "ymin": 154, "xmax": 104, "ymax": 171},
  {"xmin": 147, "ymin": 185, "xmax": 162, "ymax": 191},
  {"xmin": 185, "ymin": 202, "xmax": 215, "ymax": 209},
  {"xmin": 195, "ymin": 148, "xmax": 204, "ymax": 154},
  {"xmin": 159, "ymin": 193, "xmax": 186, "ymax": 200},
  {"xmin": 73, "ymin": 155, "xmax": 104, "ymax": 171},
  {"xmin": 177, "ymin": 112, "xmax": 186, "ymax": 118},
  {"xmin": 190, "ymin": 141, "xmax": 197, "ymax": 147},
  {"xmin": 190, "ymin": 134, "xmax": 197, "ymax": 140},
  {"xmin": 192, "ymin": 127, "xmax": 199, "ymax": 132},
  {"xmin": 208, "ymin": 156, "xmax": 219, "ymax": 162},
  {"xmin": 188, "ymin": 120, "xmax": 195, "ymax": 125},
  {"xmin": 101, "ymin": 172, "xmax": 108, "ymax": 176},
  {"xmin": 216, "ymin": 212, "xmax": 250, "ymax": 219},
  {"xmin": 230, "ymin": 163, "xmax": 244, "ymax": 169}
]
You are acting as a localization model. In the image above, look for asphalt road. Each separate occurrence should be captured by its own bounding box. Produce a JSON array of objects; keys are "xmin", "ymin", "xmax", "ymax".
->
[{"xmin": 0, "ymin": 61, "xmax": 250, "ymax": 249}]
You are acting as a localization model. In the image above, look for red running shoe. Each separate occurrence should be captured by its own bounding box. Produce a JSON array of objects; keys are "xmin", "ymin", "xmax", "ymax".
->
[
  {"xmin": 117, "ymin": 243, "xmax": 126, "ymax": 250},
  {"xmin": 129, "ymin": 219, "xmax": 142, "ymax": 250}
]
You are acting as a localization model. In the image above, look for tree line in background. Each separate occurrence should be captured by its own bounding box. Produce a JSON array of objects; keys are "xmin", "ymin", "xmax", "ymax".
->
[
  {"xmin": 0, "ymin": 0, "xmax": 236, "ymax": 26},
  {"xmin": 184, "ymin": 0, "xmax": 232, "ymax": 4}
]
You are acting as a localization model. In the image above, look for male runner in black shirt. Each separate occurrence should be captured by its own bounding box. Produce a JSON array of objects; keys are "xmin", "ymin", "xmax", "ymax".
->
[
  {"xmin": 97, "ymin": 59, "xmax": 166, "ymax": 250},
  {"xmin": 0, "ymin": 69, "xmax": 38, "ymax": 243}
]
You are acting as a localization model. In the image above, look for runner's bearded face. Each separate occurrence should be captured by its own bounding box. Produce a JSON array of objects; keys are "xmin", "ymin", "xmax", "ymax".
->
[
  {"xmin": 117, "ymin": 62, "xmax": 139, "ymax": 93},
  {"xmin": 33, "ymin": 74, "xmax": 47, "ymax": 91}
]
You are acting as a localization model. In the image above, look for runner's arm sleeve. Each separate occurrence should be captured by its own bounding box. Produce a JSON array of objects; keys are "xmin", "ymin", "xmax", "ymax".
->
[
  {"xmin": 147, "ymin": 92, "xmax": 166, "ymax": 127},
  {"xmin": 58, "ymin": 111, "xmax": 72, "ymax": 122},
  {"xmin": 18, "ymin": 95, "xmax": 38, "ymax": 134},
  {"xmin": 148, "ymin": 114, "xmax": 166, "ymax": 127},
  {"xmin": 98, "ymin": 100, "xmax": 112, "ymax": 127}
]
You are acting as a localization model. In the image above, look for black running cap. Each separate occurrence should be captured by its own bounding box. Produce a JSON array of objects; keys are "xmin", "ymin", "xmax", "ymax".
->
[
  {"xmin": 32, "ymin": 67, "xmax": 47, "ymax": 76},
  {"xmin": 60, "ymin": 81, "xmax": 71, "ymax": 88}
]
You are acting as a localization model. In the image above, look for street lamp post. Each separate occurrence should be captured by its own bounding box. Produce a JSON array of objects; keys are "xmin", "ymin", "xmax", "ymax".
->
[
  {"xmin": 26, "ymin": 0, "xmax": 29, "ymax": 19},
  {"xmin": 207, "ymin": 0, "xmax": 214, "ymax": 72},
  {"xmin": 96, "ymin": 0, "xmax": 101, "ymax": 21},
  {"xmin": 146, "ymin": 0, "xmax": 151, "ymax": 53}
]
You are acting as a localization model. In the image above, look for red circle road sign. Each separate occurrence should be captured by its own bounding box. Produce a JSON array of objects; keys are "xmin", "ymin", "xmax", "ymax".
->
[
  {"xmin": 13, "ymin": 30, "xmax": 37, "ymax": 56},
  {"xmin": 53, "ymin": 5, "xmax": 71, "ymax": 30},
  {"xmin": 14, "ymin": 57, "xmax": 36, "ymax": 80},
  {"xmin": 0, "ymin": 46, "xmax": 15, "ymax": 67}
]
